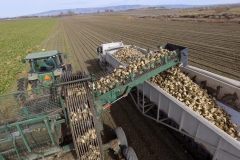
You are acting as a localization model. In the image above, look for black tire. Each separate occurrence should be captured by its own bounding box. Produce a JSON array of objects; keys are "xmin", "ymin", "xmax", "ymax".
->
[
  {"xmin": 115, "ymin": 127, "xmax": 128, "ymax": 149},
  {"xmin": 28, "ymin": 80, "xmax": 38, "ymax": 96},
  {"xmin": 43, "ymin": 88, "xmax": 49, "ymax": 95},
  {"xmin": 66, "ymin": 64, "xmax": 72, "ymax": 72},
  {"xmin": 17, "ymin": 78, "xmax": 28, "ymax": 104},
  {"xmin": 123, "ymin": 147, "xmax": 138, "ymax": 160},
  {"xmin": 30, "ymin": 80, "xmax": 37, "ymax": 87}
]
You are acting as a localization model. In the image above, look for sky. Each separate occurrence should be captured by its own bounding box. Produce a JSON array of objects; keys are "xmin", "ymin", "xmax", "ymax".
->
[{"xmin": 0, "ymin": 0, "xmax": 239, "ymax": 18}]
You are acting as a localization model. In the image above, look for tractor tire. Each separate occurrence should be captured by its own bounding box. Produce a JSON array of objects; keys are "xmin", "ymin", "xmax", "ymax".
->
[
  {"xmin": 30, "ymin": 80, "xmax": 38, "ymax": 95},
  {"xmin": 30, "ymin": 80, "xmax": 37, "ymax": 89},
  {"xmin": 66, "ymin": 64, "xmax": 72, "ymax": 72},
  {"xmin": 115, "ymin": 127, "xmax": 128, "ymax": 149},
  {"xmin": 44, "ymin": 88, "xmax": 52, "ymax": 95},
  {"xmin": 123, "ymin": 147, "xmax": 138, "ymax": 160},
  {"xmin": 17, "ymin": 78, "xmax": 28, "ymax": 104}
]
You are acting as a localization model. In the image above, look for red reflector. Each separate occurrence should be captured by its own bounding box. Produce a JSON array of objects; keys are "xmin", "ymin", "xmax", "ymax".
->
[
  {"xmin": 44, "ymin": 74, "xmax": 51, "ymax": 80},
  {"xmin": 103, "ymin": 103, "xmax": 111, "ymax": 110}
]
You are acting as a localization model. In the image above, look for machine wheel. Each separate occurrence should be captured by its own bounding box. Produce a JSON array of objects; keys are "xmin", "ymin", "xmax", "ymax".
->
[
  {"xmin": 17, "ymin": 78, "xmax": 28, "ymax": 104},
  {"xmin": 27, "ymin": 80, "xmax": 38, "ymax": 98},
  {"xmin": 123, "ymin": 147, "xmax": 138, "ymax": 160},
  {"xmin": 115, "ymin": 127, "xmax": 128, "ymax": 149},
  {"xmin": 30, "ymin": 80, "xmax": 37, "ymax": 89}
]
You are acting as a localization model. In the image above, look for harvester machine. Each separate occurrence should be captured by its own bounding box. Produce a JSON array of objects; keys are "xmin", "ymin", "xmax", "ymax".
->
[
  {"xmin": 1, "ymin": 41, "xmax": 239, "ymax": 160},
  {"xmin": 0, "ymin": 42, "xmax": 187, "ymax": 160}
]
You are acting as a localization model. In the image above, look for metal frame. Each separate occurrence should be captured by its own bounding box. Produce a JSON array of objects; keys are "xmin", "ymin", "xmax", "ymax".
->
[
  {"xmin": 129, "ymin": 87, "xmax": 240, "ymax": 160},
  {"xmin": 0, "ymin": 74, "xmax": 96, "ymax": 160},
  {"xmin": 128, "ymin": 88, "xmax": 214, "ymax": 157},
  {"xmin": 0, "ymin": 82, "xmax": 85, "ymax": 160},
  {"xmin": 94, "ymin": 54, "xmax": 181, "ymax": 114},
  {"xmin": 0, "ymin": 114, "xmax": 67, "ymax": 160},
  {"xmin": 94, "ymin": 43, "xmax": 188, "ymax": 115}
]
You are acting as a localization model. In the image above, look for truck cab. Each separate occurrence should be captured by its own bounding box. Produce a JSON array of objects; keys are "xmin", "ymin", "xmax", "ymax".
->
[
  {"xmin": 25, "ymin": 50, "xmax": 65, "ymax": 79},
  {"xmin": 96, "ymin": 42, "xmax": 123, "ymax": 56},
  {"xmin": 96, "ymin": 42, "xmax": 124, "ymax": 69}
]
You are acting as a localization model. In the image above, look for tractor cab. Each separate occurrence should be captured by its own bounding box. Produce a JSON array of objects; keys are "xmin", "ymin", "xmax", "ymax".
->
[
  {"xmin": 21, "ymin": 50, "xmax": 71, "ymax": 88},
  {"xmin": 32, "ymin": 58, "xmax": 56, "ymax": 72},
  {"xmin": 16, "ymin": 50, "xmax": 72, "ymax": 103},
  {"xmin": 25, "ymin": 50, "xmax": 65, "ymax": 73}
]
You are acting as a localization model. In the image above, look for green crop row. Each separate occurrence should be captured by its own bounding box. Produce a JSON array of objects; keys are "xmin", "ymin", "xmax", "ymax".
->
[{"xmin": 0, "ymin": 18, "xmax": 57, "ymax": 94}]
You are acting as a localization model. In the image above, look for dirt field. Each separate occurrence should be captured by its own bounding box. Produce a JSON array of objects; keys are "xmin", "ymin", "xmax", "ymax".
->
[
  {"xmin": 59, "ymin": 15, "xmax": 239, "ymax": 80},
  {"xmin": 39, "ymin": 15, "xmax": 239, "ymax": 159}
]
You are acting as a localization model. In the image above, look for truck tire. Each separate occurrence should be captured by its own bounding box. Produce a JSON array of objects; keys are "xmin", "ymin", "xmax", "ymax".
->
[
  {"xmin": 17, "ymin": 78, "xmax": 28, "ymax": 104},
  {"xmin": 115, "ymin": 127, "xmax": 128, "ymax": 149},
  {"xmin": 123, "ymin": 147, "xmax": 138, "ymax": 160}
]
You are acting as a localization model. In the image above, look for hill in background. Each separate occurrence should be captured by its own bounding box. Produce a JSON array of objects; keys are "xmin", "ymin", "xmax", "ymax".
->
[{"xmin": 30, "ymin": 4, "xmax": 197, "ymax": 16}]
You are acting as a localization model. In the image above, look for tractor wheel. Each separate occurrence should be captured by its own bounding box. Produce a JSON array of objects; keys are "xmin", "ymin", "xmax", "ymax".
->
[
  {"xmin": 123, "ymin": 147, "xmax": 138, "ymax": 160},
  {"xmin": 66, "ymin": 64, "xmax": 72, "ymax": 72},
  {"xmin": 44, "ymin": 88, "xmax": 52, "ymax": 95},
  {"xmin": 17, "ymin": 78, "xmax": 28, "ymax": 104},
  {"xmin": 30, "ymin": 80, "xmax": 37, "ymax": 89},
  {"xmin": 28, "ymin": 80, "xmax": 38, "ymax": 97},
  {"xmin": 115, "ymin": 127, "xmax": 128, "ymax": 149}
]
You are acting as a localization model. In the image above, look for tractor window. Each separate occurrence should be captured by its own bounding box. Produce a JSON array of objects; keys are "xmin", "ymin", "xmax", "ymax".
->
[
  {"xmin": 58, "ymin": 54, "xmax": 63, "ymax": 64},
  {"xmin": 33, "ymin": 58, "xmax": 56, "ymax": 72},
  {"xmin": 55, "ymin": 55, "xmax": 60, "ymax": 66}
]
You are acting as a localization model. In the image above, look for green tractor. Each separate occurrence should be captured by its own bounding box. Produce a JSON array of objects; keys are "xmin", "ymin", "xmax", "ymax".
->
[{"xmin": 17, "ymin": 50, "xmax": 72, "ymax": 102}]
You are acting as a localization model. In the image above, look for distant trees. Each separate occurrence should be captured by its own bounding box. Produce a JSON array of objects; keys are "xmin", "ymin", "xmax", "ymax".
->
[
  {"xmin": 105, "ymin": 9, "xmax": 113, "ymax": 12},
  {"xmin": 67, "ymin": 10, "xmax": 75, "ymax": 16},
  {"xmin": 57, "ymin": 10, "xmax": 75, "ymax": 17},
  {"xmin": 19, "ymin": 15, "xmax": 39, "ymax": 19}
]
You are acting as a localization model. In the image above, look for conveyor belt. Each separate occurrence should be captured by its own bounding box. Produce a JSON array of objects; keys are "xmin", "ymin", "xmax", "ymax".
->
[
  {"xmin": 94, "ymin": 70, "xmax": 110, "ymax": 81},
  {"xmin": 61, "ymin": 72, "xmax": 102, "ymax": 160}
]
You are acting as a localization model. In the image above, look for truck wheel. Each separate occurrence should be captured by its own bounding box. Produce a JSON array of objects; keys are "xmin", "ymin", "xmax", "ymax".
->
[
  {"xmin": 123, "ymin": 147, "xmax": 138, "ymax": 160},
  {"xmin": 115, "ymin": 127, "xmax": 128, "ymax": 149},
  {"xmin": 17, "ymin": 78, "xmax": 28, "ymax": 104}
]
